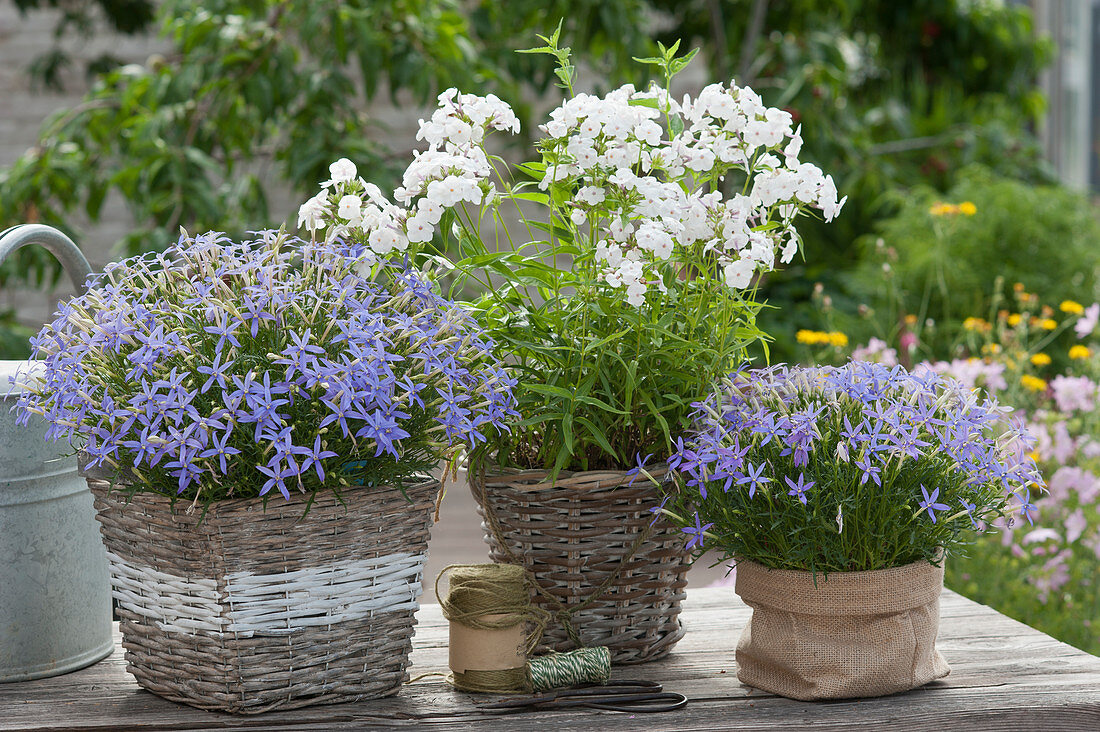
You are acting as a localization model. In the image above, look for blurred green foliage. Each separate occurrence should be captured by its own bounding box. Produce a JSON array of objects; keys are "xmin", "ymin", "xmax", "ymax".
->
[
  {"xmin": 0, "ymin": 1, "xmax": 659, "ymax": 294},
  {"xmin": 0, "ymin": 0, "xmax": 1059, "ymax": 361}
]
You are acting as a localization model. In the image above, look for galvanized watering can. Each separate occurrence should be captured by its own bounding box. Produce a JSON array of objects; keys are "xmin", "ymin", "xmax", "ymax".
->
[{"xmin": 0, "ymin": 224, "xmax": 113, "ymax": 681}]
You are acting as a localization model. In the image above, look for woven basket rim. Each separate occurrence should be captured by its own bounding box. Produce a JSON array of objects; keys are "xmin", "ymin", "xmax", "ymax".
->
[
  {"xmin": 87, "ymin": 475, "xmax": 440, "ymax": 516},
  {"xmin": 472, "ymin": 462, "xmax": 670, "ymax": 492},
  {"xmin": 80, "ymin": 442, "xmax": 439, "ymax": 513}
]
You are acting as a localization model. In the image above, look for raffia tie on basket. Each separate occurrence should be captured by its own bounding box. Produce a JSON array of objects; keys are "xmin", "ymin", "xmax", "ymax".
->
[
  {"xmin": 469, "ymin": 462, "xmax": 689, "ymax": 664},
  {"xmin": 89, "ymin": 477, "xmax": 438, "ymax": 714}
]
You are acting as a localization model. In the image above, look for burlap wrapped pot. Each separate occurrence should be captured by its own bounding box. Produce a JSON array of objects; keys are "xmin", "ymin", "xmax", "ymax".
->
[{"xmin": 734, "ymin": 558, "xmax": 950, "ymax": 701}]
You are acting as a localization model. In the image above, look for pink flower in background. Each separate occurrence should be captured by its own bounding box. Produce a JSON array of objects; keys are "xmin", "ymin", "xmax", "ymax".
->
[
  {"xmin": 1082, "ymin": 439, "xmax": 1100, "ymax": 459},
  {"xmin": 708, "ymin": 563, "xmax": 737, "ymax": 588},
  {"xmin": 851, "ymin": 337, "xmax": 898, "ymax": 366},
  {"xmin": 920, "ymin": 358, "xmax": 1007, "ymax": 392},
  {"xmin": 1065, "ymin": 510, "xmax": 1088, "ymax": 544},
  {"xmin": 1028, "ymin": 419, "xmax": 1052, "ymax": 461},
  {"xmin": 1075, "ymin": 303, "xmax": 1100, "ymax": 338},
  {"xmin": 899, "ymin": 331, "xmax": 919, "ymax": 352},
  {"xmin": 1052, "ymin": 420, "xmax": 1076, "ymax": 465},
  {"xmin": 1022, "ymin": 527, "xmax": 1061, "ymax": 545},
  {"xmin": 1048, "ymin": 466, "xmax": 1100, "ymax": 504},
  {"xmin": 1031, "ymin": 550, "xmax": 1071, "ymax": 603},
  {"xmin": 1050, "ymin": 375, "xmax": 1097, "ymax": 413}
]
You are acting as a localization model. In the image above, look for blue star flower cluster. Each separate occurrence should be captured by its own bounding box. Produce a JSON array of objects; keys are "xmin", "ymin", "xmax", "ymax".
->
[
  {"xmin": 658, "ymin": 361, "xmax": 1045, "ymax": 572},
  {"xmin": 15, "ymin": 230, "xmax": 517, "ymax": 506}
]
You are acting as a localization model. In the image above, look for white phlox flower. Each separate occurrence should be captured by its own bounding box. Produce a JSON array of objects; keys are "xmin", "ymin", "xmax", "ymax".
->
[
  {"xmin": 297, "ymin": 192, "xmax": 328, "ymax": 235},
  {"xmin": 724, "ymin": 259, "xmax": 756, "ymax": 289},
  {"xmin": 299, "ymin": 74, "xmax": 845, "ymax": 303},
  {"xmin": 323, "ymin": 158, "xmax": 357, "ymax": 187},
  {"xmin": 337, "ymin": 194, "xmax": 363, "ymax": 224}
]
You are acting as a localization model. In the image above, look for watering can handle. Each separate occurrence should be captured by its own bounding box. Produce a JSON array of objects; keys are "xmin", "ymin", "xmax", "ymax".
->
[{"xmin": 0, "ymin": 224, "xmax": 93, "ymax": 295}]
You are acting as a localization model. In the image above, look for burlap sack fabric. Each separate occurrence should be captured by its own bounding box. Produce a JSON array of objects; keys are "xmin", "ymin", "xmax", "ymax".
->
[{"xmin": 734, "ymin": 558, "xmax": 950, "ymax": 701}]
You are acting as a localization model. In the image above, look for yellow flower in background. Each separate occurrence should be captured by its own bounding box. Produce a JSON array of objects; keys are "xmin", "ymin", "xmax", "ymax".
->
[
  {"xmin": 1061, "ymin": 300, "xmax": 1085, "ymax": 315},
  {"xmin": 797, "ymin": 330, "xmax": 848, "ymax": 347},
  {"xmin": 1007, "ymin": 313, "xmax": 1022, "ymax": 327},
  {"xmin": 1028, "ymin": 450, "xmax": 1041, "ymax": 463},
  {"xmin": 1021, "ymin": 374, "xmax": 1048, "ymax": 392},
  {"xmin": 904, "ymin": 314, "xmax": 918, "ymax": 326},
  {"xmin": 1013, "ymin": 282, "xmax": 1026, "ymax": 292},
  {"xmin": 1070, "ymin": 345, "xmax": 1092, "ymax": 360},
  {"xmin": 1040, "ymin": 318, "xmax": 1058, "ymax": 330},
  {"xmin": 962, "ymin": 317, "xmax": 989, "ymax": 332},
  {"xmin": 982, "ymin": 343, "xmax": 1002, "ymax": 355},
  {"xmin": 929, "ymin": 202, "xmax": 959, "ymax": 216},
  {"xmin": 958, "ymin": 201, "xmax": 977, "ymax": 216},
  {"xmin": 1030, "ymin": 353, "xmax": 1052, "ymax": 367}
]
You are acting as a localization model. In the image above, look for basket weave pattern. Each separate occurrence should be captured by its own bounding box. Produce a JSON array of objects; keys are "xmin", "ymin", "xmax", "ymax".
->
[
  {"xmin": 472, "ymin": 467, "xmax": 689, "ymax": 664},
  {"xmin": 88, "ymin": 478, "xmax": 437, "ymax": 714}
]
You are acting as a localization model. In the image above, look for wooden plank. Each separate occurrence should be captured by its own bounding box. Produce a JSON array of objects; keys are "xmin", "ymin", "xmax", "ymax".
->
[{"xmin": 1, "ymin": 588, "xmax": 1099, "ymax": 731}]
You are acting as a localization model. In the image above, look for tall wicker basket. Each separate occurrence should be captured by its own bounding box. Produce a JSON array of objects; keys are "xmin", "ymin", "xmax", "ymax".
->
[
  {"xmin": 87, "ymin": 477, "xmax": 438, "ymax": 714},
  {"xmin": 471, "ymin": 465, "xmax": 689, "ymax": 664}
]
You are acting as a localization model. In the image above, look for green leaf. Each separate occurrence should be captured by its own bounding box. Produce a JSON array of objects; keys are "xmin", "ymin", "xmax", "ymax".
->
[
  {"xmin": 507, "ymin": 191, "xmax": 550, "ymax": 205},
  {"xmin": 561, "ymin": 413, "xmax": 574, "ymax": 453},
  {"xmin": 524, "ymin": 383, "xmax": 575, "ymax": 401},
  {"xmin": 576, "ymin": 416, "xmax": 616, "ymax": 458}
]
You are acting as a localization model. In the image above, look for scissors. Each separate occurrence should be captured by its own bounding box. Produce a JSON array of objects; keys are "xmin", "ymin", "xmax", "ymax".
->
[{"xmin": 477, "ymin": 680, "xmax": 688, "ymax": 713}]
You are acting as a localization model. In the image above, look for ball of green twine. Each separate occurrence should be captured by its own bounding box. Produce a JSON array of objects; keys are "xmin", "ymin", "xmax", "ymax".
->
[{"xmin": 529, "ymin": 647, "xmax": 612, "ymax": 692}]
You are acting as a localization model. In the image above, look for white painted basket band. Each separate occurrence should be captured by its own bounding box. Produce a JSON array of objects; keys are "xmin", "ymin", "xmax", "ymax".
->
[{"xmin": 106, "ymin": 550, "xmax": 426, "ymax": 637}]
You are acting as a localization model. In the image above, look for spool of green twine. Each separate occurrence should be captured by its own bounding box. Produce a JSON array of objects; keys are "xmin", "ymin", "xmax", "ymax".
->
[{"xmin": 437, "ymin": 563, "xmax": 544, "ymax": 693}]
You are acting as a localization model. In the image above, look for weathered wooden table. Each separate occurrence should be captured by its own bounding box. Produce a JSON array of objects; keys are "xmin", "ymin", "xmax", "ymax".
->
[{"xmin": 3, "ymin": 587, "xmax": 1099, "ymax": 730}]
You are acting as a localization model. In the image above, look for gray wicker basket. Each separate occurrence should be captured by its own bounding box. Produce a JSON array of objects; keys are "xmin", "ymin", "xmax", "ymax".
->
[
  {"xmin": 471, "ymin": 465, "xmax": 689, "ymax": 664},
  {"xmin": 88, "ymin": 478, "xmax": 437, "ymax": 714}
]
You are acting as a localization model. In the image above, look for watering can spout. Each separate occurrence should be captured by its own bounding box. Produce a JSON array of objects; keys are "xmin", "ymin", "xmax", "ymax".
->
[{"xmin": 0, "ymin": 224, "xmax": 93, "ymax": 295}]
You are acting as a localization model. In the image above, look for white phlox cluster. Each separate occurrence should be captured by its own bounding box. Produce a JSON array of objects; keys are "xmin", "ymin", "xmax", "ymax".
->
[
  {"xmin": 298, "ymin": 89, "xmax": 519, "ymax": 256},
  {"xmin": 296, "ymin": 158, "xmax": 411, "ymax": 257},
  {"xmin": 535, "ymin": 81, "xmax": 845, "ymax": 303},
  {"xmin": 396, "ymin": 90, "xmax": 520, "ymax": 244},
  {"xmin": 300, "ymin": 78, "xmax": 844, "ymax": 306}
]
